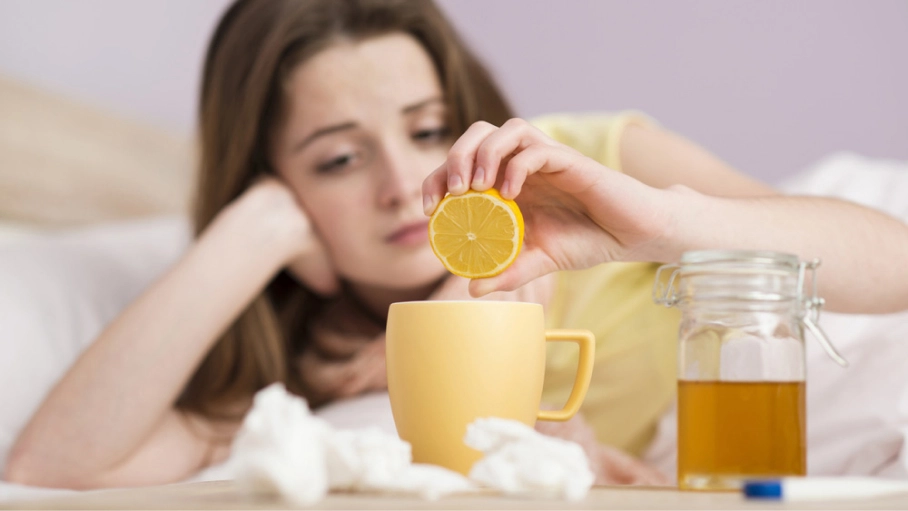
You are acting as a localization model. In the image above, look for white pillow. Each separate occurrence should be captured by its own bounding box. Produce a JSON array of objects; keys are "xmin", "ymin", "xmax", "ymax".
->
[
  {"xmin": 780, "ymin": 151, "xmax": 908, "ymax": 219},
  {"xmin": 0, "ymin": 222, "xmax": 41, "ymax": 246},
  {"xmin": 0, "ymin": 75, "xmax": 192, "ymax": 228},
  {"xmin": 0, "ymin": 216, "xmax": 190, "ymax": 470},
  {"xmin": 784, "ymin": 153, "xmax": 908, "ymax": 477}
]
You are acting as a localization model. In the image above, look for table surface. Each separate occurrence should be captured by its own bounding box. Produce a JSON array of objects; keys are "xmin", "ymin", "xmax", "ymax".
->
[{"xmin": 3, "ymin": 481, "xmax": 908, "ymax": 510}]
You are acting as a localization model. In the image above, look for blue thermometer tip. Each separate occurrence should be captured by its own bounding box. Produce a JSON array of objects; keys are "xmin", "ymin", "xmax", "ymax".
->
[{"xmin": 743, "ymin": 480, "xmax": 783, "ymax": 499}]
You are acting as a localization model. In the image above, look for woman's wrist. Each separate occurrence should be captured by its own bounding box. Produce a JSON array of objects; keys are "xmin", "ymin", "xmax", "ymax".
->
[
  {"xmin": 637, "ymin": 184, "xmax": 714, "ymax": 264},
  {"xmin": 217, "ymin": 182, "xmax": 312, "ymax": 269},
  {"xmin": 651, "ymin": 184, "xmax": 784, "ymax": 265}
]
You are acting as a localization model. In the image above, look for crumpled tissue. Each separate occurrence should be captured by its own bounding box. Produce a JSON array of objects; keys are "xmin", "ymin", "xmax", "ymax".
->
[
  {"xmin": 229, "ymin": 384, "xmax": 593, "ymax": 504},
  {"xmin": 230, "ymin": 384, "xmax": 475, "ymax": 505},
  {"xmin": 230, "ymin": 383, "xmax": 333, "ymax": 505},
  {"xmin": 465, "ymin": 417, "xmax": 595, "ymax": 501}
]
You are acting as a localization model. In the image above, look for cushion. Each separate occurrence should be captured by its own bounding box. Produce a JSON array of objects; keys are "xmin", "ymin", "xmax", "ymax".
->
[
  {"xmin": 0, "ymin": 75, "xmax": 193, "ymax": 227},
  {"xmin": 0, "ymin": 217, "xmax": 190, "ymax": 470}
]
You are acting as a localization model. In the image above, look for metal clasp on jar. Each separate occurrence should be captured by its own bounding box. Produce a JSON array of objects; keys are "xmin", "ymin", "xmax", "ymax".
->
[
  {"xmin": 653, "ymin": 255, "xmax": 848, "ymax": 367},
  {"xmin": 798, "ymin": 259, "xmax": 848, "ymax": 367}
]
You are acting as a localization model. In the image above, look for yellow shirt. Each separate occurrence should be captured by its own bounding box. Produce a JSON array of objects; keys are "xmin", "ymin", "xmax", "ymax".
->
[{"xmin": 531, "ymin": 112, "xmax": 680, "ymax": 456}]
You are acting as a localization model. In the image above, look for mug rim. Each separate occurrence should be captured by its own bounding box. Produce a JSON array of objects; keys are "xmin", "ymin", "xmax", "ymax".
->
[
  {"xmin": 390, "ymin": 300, "xmax": 541, "ymax": 305},
  {"xmin": 391, "ymin": 300, "xmax": 542, "ymax": 305}
]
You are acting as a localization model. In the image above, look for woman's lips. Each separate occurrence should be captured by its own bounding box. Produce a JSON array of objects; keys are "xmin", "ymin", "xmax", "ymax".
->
[{"xmin": 386, "ymin": 221, "xmax": 430, "ymax": 246}]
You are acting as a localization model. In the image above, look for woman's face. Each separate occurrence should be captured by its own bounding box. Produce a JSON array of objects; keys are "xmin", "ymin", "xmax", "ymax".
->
[{"xmin": 273, "ymin": 33, "xmax": 450, "ymax": 290}]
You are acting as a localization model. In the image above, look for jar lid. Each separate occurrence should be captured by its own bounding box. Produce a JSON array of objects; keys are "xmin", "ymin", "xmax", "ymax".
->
[
  {"xmin": 654, "ymin": 250, "xmax": 848, "ymax": 367},
  {"xmin": 680, "ymin": 250, "xmax": 800, "ymax": 269}
]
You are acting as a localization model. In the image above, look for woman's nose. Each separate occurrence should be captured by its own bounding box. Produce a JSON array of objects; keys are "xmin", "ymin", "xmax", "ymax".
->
[{"xmin": 375, "ymin": 149, "xmax": 423, "ymax": 210}]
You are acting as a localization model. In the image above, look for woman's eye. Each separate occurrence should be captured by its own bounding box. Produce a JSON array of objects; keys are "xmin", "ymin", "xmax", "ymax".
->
[
  {"xmin": 412, "ymin": 127, "xmax": 450, "ymax": 143},
  {"xmin": 315, "ymin": 153, "xmax": 356, "ymax": 174}
]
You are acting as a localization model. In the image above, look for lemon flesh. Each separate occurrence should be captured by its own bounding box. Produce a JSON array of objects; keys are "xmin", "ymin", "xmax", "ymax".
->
[{"xmin": 428, "ymin": 189, "xmax": 524, "ymax": 279}]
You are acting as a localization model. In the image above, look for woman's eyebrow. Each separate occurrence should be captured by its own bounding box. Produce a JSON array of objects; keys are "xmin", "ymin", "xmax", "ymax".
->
[
  {"xmin": 291, "ymin": 97, "xmax": 443, "ymax": 154},
  {"xmin": 292, "ymin": 122, "xmax": 357, "ymax": 154},
  {"xmin": 402, "ymin": 96, "xmax": 444, "ymax": 114}
]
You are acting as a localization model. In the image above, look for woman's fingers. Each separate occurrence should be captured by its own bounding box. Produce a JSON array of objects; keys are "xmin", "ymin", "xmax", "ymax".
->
[
  {"xmin": 356, "ymin": 338, "xmax": 388, "ymax": 392},
  {"xmin": 534, "ymin": 411, "xmax": 669, "ymax": 486},
  {"xmin": 428, "ymin": 274, "xmax": 472, "ymax": 300},
  {"xmin": 595, "ymin": 445, "xmax": 671, "ymax": 486},
  {"xmin": 299, "ymin": 294, "xmax": 387, "ymax": 404},
  {"xmin": 297, "ymin": 336, "xmax": 386, "ymax": 404},
  {"xmin": 425, "ymin": 120, "xmax": 499, "ymax": 208},
  {"xmin": 308, "ymin": 324, "xmax": 366, "ymax": 360},
  {"xmin": 297, "ymin": 349, "xmax": 355, "ymax": 405},
  {"xmin": 423, "ymin": 119, "xmax": 558, "ymax": 214},
  {"xmin": 504, "ymin": 142, "xmax": 603, "ymax": 197},
  {"xmin": 309, "ymin": 295, "xmax": 383, "ymax": 357},
  {"xmin": 422, "ymin": 161, "xmax": 449, "ymax": 215},
  {"xmin": 334, "ymin": 338, "xmax": 388, "ymax": 398},
  {"xmin": 473, "ymin": 118, "xmax": 553, "ymax": 198},
  {"xmin": 422, "ymin": 121, "xmax": 496, "ymax": 215},
  {"xmin": 446, "ymin": 121, "xmax": 498, "ymax": 194}
]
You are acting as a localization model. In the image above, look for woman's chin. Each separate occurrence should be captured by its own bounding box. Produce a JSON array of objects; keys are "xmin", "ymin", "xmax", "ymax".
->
[
  {"xmin": 383, "ymin": 266, "xmax": 449, "ymax": 290},
  {"xmin": 343, "ymin": 257, "xmax": 448, "ymax": 293},
  {"xmin": 378, "ymin": 253, "xmax": 448, "ymax": 289}
]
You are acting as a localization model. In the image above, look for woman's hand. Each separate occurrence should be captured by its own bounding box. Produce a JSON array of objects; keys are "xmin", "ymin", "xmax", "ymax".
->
[
  {"xmin": 422, "ymin": 118, "xmax": 671, "ymax": 297},
  {"xmin": 296, "ymin": 294, "xmax": 387, "ymax": 407},
  {"xmin": 429, "ymin": 271, "xmax": 556, "ymax": 308},
  {"xmin": 230, "ymin": 177, "xmax": 340, "ymax": 296}
]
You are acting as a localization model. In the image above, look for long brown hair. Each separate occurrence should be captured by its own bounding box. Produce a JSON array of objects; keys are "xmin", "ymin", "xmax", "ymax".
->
[{"xmin": 179, "ymin": 0, "xmax": 514, "ymax": 418}]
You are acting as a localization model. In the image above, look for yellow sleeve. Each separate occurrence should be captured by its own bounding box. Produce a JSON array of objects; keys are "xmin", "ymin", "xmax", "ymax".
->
[{"xmin": 530, "ymin": 111, "xmax": 656, "ymax": 172}]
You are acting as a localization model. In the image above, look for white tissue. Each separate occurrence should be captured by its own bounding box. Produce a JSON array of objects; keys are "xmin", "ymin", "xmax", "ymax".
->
[
  {"xmin": 230, "ymin": 384, "xmax": 333, "ymax": 505},
  {"xmin": 465, "ymin": 417, "xmax": 595, "ymax": 501},
  {"xmin": 230, "ymin": 385, "xmax": 593, "ymax": 504},
  {"xmin": 326, "ymin": 428, "xmax": 474, "ymax": 499},
  {"xmin": 326, "ymin": 428, "xmax": 411, "ymax": 491},
  {"xmin": 229, "ymin": 384, "xmax": 474, "ymax": 505},
  {"xmin": 382, "ymin": 463, "xmax": 480, "ymax": 500}
]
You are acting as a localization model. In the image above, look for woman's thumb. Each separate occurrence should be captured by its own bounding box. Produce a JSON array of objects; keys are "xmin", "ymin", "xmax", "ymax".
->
[{"xmin": 468, "ymin": 249, "xmax": 553, "ymax": 297}]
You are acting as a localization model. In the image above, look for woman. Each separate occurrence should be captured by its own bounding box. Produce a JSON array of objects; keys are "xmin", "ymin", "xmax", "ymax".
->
[{"xmin": 7, "ymin": 0, "xmax": 907, "ymax": 490}]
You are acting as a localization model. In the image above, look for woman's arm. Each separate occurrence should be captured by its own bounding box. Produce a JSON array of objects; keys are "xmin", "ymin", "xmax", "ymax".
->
[
  {"xmin": 16, "ymin": 409, "xmax": 241, "ymax": 489},
  {"xmin": 617, "ymin": 122, "xmax": 908, "ymax": 312},
  {"xmin": 422, "ymin": 119, "xmax": 908, "ymax": 313},
  {"xmin": 619, "ymin": 123, "xmax": 778, "ymax": 198},
  {"xmin": 655, "ymin": 187, "xmax": 908, "ymax": 313},
  {"xmin": 4, "ymin": 181, "xmax": 316, "ymax": 488}
]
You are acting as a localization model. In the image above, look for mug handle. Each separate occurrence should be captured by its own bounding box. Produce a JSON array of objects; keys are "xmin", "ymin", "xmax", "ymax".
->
[{"xmin": 537, "ymin": 329, "xmax": 595, "ymax": 422}]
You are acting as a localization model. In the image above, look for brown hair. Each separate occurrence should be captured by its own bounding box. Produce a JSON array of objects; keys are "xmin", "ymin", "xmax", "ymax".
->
[{"xmin": 180, "ymin": 0, "xmax": 514, "ymax": 418}]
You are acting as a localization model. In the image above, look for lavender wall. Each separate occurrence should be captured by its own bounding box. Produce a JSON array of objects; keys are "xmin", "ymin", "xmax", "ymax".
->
[
  {"xmin": 436, "ymin": 0, "xmax": 908, "ymax": 181},
  {"xmin": 2, "ymin": 0, "xmax": 906, "ymax": 182}
]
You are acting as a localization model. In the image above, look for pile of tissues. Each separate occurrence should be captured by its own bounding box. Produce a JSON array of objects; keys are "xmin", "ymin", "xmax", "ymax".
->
[{"xmin": 228, "ymin": 384, "xmax": 594, "ymax": 505}]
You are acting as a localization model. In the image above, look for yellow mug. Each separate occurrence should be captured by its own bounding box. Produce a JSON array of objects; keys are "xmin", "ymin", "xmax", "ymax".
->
[{"xmin": 386, "ymin": 300, "xmax": 595, "ymax": 474}]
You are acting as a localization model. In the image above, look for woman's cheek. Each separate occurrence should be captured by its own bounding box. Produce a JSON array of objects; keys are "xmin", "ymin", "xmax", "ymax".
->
[{"xmin": 319, "ymin": 209, "xmax": 371, "ymax": 271}]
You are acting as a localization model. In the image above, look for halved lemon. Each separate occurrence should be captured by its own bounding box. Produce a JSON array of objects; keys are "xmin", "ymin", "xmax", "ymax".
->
[{"xmin": 428, "ymin": 189, "xmax": 524, "ymax": 279}]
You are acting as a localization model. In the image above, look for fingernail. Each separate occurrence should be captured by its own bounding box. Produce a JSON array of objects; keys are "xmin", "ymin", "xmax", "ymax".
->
[
  {"xmin": 448, "ymin": 174, "xmax": 464, "ymax": 193},
  {"xmin": 471, "ymin": 167, "xmax": 485, "ymax": 188},
  {"xmin": 423, "ymin": 194, "xmax": 436, "ymax": 215},
  {"xmin": 500, "ymin": 179, "xmax": 512, "ymax": 198}
]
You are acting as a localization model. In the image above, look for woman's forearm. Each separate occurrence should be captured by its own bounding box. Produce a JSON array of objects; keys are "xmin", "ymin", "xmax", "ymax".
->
[
  {"xmin": 7, "ymin": 200, "xmax": 293, "ymax": 481},
  {"xmin": 656, "ymin": 186, "xmax": 908, "ymax": 313}
]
